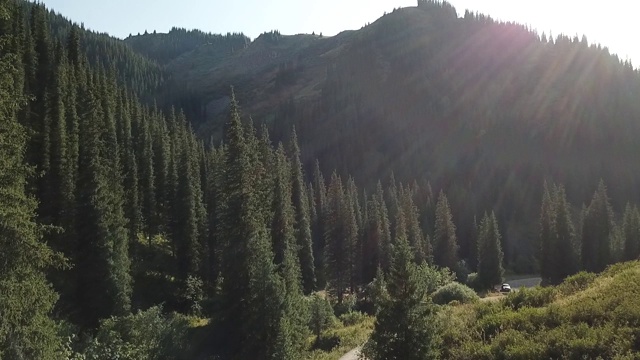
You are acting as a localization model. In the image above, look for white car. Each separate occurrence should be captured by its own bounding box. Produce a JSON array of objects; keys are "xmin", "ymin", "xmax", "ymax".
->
[{"xmin": 500, "ymin": 283, "xmax": 511, "ymax": 293}]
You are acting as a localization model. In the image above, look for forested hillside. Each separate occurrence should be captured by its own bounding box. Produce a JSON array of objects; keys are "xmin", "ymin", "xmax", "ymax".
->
[
  {"xmin": 119, "ymin": 0, "xmax": 640, "ymax": 270},
  {"xmin": 2, "ymin": 0, "xmax": 640, "ymax": 359}
]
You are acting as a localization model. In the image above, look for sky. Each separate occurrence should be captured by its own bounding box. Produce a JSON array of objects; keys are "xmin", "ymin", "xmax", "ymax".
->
[{"xmin": 40, "ymin": 0, "xmax": 639, "ymax": 65}]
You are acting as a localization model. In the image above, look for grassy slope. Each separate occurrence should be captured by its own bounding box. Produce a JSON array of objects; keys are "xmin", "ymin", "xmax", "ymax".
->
[
  {"xmin": 438, "ymin": 261, "xmax": 640, "ymax": 359},
  {"xmin": 306, "ymin": 316, "xmax": 374, "ymax": 360}
]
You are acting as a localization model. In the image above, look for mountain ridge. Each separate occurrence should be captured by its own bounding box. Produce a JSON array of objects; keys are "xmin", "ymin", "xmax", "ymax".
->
[{"xmin": 40, "ymin": 1, "xmax": 640, "ymax": 268}]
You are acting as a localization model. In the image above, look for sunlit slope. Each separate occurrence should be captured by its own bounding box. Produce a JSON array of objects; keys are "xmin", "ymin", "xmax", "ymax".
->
[{"xmin": 439, "ymin": 262, "xmax": 640, "ymax": 359}]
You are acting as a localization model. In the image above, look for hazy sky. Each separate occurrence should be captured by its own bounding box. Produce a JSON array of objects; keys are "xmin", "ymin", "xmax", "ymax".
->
[{"xmin": 40, "ymin": 0, "xmax": 639, "ymax": 65}]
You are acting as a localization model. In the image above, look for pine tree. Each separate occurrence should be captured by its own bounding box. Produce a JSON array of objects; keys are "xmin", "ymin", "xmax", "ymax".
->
[
  {"xmin": 204, "ymin": 144, "xmax": 225, "ymax": 287},
  {"xmin": 288, "ymin": 129, "xmax": 316, "ymax": 293},
  {"xmin": 468, "ymin": 216, "xmax": 479, "ymax": 271},
  {"xmin": 622, "ymin": 204, "xmax": 640, "ymax": 261},
  {"xmin": 312, "ymin": 160, "xmax": 328, "ymax": 288},
  {"xmin": 376, "ymin": 181, "xmax": 393, "ymax": 273},
  {"xmin": 476, "ymin": 212, "xmax": 504, "ymax": 291},
  {"xmin": 581, "ymin": 181, "xmax": 614, "ymax": 273},
  {"xmin": 433, "ymin": 191, "xmax": 459, "ymax": 270},
  {"xmin": 240, "ymin": 225, "xmax": 287, "ymax": 360},
  {"xmin": 324, "ymin": 171, "xmax": 349, "ymax": 303},
  {"xmin": 539, "ymin": 181, "xmax": 555, "ymax": 283},
  {"xmin": 218, "ymin": 92, "xmax": 305, "ymax": 358},
  {"xmin": 345, "ymin": 176, "xmax": 360, "ymax": 292},
  {"xmin": 273, "ymin": 194, "xmax": 310, "ymax": 360},
  {"xmin": 116, "ymin": 90, "xmax": 141, "ymax": 247},
  {"xmin": 174, "ymin": 127, "xmax": 203, "ymax": 281},
  {"xmin": 75, "ymin": 69, "xmax": 131, "ymax": 328},
  {"xmin": 362, "ymin": 193, "xmax": 382, "ymax": 284},
  {"xmin": 362, "ymin": 220, "xmax": 440, "ymax": 360},
  {"xmin": 271, "ymin": 144, "xmax": 295, "ymax": 267},
  {"xmin": 552, "ymin": 185, "xmax": 577, "ymax": 284},
  {"xmin": 134, "ymin": 104, "xmax": 155, "ymax": 236},
  {"xmin": 401, "ymin": 186, "xmax": 427, "ymax": 263},
  {"xmin": 0, "ymin": 9, "xmax": 62, "ymax": 355}
]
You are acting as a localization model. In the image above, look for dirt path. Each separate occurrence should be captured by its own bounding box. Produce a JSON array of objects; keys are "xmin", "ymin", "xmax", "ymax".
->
[{"xmin": 339, "ymin": 346, "xmax": 362, "ymax": 360}]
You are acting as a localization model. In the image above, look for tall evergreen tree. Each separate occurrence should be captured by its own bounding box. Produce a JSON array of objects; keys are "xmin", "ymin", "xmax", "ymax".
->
[
  {"xmin": 312, "ymin": 160, "xmax": 328, "ymax": 288},
  {"xmin": 552, "ymin": 185, "xmax": 577, "ymax": 284},
  {"xmin": 433, "ymin": 191, "xmax": 458, "ymax": 270},
  {"xmin": 362, "ymin": 219, "xmax": 440, "ymax": 360},
  {"xmin": 271, "ymin": 144, "xmax": 295, "ymax": 267},
  {"xmin": 288, "ymin": 129, "xmax": 316, "ymax": 293},
  {"xmin": 401, "ymin": 186, "xmax": 427, "ymax": 263},
  {"xmin": 476, "ymin": 212, "xmax": 504, "ymax": 290},
  {"xmin": 376, "ymin": 181, "xmax": 393, "ymax": 273},
  {"xmin": 0, "ymin": 10, "xmax": 62, "ymax": 355},
  {"xmin": 622, "ymin": 204, "xmax": 640, "ymax": 261},
  {"xmin": 468, "ymin": 216, "xmax": 479, "ymax": 271},
  {"xmin": 271, "ymin": 147, "xmax": 310, "ymax": 358},
  {"xmin": 581, "ymin": 181, "xmax": 614, "ymax": 273},
  {"xmin": 174, "ymin": 127, "xmax": 203, "ymax": 281},
  {"xmin": 204, "ymin": 144, "xmax": 224, "ymax": 287},
  {"xmin": 345, "ymin": 176, "xmax": 360, "ymax": 292},
  {"xmin": 75, "ymin": 69, "xmax": 131, "ymax": 328},
  {"xmin": 362, "ymin": 193, "xmax": 382, "ymax": 284},
  {"xmin": 324, "ymin": 171, "xmax": 349, "ymax": 303},
  {"xmin": 538, "ymin": 181, "xmax": 555, "ymax": 283},
  {"xmin": 218, "ymin": 92, "xmax": 305, "ymax": 358}
]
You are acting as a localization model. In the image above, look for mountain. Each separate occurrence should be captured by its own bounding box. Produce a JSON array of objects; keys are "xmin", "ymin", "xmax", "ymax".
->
[{"xmin": 125, "ymin": 2, "xmax": 640, "ymax": 267}]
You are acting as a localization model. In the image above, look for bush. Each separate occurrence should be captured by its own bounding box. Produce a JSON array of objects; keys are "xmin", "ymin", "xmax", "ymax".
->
[
  {"xmin": 455, "ymin": 260, "xmax": 471, "ymax": 283},
  {"xmin": 312, "ymin": 334, "xmax": 341, "ymax": 351},
  {"xmin": 416, "ymin": 263, "xmax": 457, "ymax": 294},
  {"xmin": 557, "ymin": 271, "xmax": 597, "ymax": 296},
  {"xmin": 432, "ymin": 282, "xmax": 479, "ymax": 305},
  {"xmin": 359, "ymin": 273, "xmax": 389, "ymax": 315},
  {"xmin": 333, "ymin": 294, "xmax": 357, "ymax": 317},
  {"xmin": 467, "ymin": 272, "xmax": 480, "ymax": 291},
  {"xmin": 339, "ymin": 311, "xmax": 368, "ymax": 326},
  {"xmin": 309, "ymin": 294, "xmax": 338, "ymax": 339},
  {"xmin": 503, "ymin": 286, "xmax": 556, "ymax": 311},
  {"xmin": 82, "ymin": 306, "xmax": 190, "ymax": 360}
]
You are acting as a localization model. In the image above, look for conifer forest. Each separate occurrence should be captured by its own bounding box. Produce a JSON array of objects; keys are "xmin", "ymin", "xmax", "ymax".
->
[{"xmin": 3, "ymin": 0, "xmax": 640, "ymax": 359}]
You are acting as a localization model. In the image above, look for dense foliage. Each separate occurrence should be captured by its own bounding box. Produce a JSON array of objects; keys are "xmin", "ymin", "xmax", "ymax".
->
[
  {"xmin": 2, "ymin": 0, "xmax": 640, "ymax": 359},
  {"xmin": 439, "ymin": 262, "xmax": 640, "ymax": 359}
]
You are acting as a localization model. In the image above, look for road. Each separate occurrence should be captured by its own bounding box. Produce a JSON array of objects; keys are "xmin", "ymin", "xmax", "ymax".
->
[
  {"xmin": 482, "ymin": 277, "xmax": 542, "ymax": 302},
  {"xmin": 338, "ymin": 346, "xmax": 362, "ymax": 360},
  {"xmin": 506, "ymin": 277, "xmax": 541, "ymax": 289}
]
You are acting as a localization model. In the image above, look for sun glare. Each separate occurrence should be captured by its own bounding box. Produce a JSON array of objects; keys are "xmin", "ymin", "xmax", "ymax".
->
[{"xmin": 449, "ymin": 0, "xmax": 638, "ymax": 64}]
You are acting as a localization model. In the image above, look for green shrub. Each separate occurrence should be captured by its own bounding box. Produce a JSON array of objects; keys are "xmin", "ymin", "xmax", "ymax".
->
[
  {"xmin": 503, "ymin": 286, "xmax": 556, "ymax": 311},
  {"xmin": 309, "ymin": 294, "xmax": 339, "ymax": 338},
  {"xmin": 82, "ymin": 306, "xmax": 190, "ymax": 360},
  {"xmin": 312, "ymin": 334, "xmax": 341, "ymax": 351},
  {"xmin": 417, "ymin": 263, "xmax": 457, "ymax": 294},
  {"xmin": 603, "ymin": 261, "xmax": 639, "ymax": 277},
  {"xmin": 339, "ymin": 311, "xmax": 368, "ymax": 326},
  {"xmin": 466, "ymin": 272, "xmax": 480, "ymax": 291},
  {"xmin": 557, "ymin": 271, "xmax": 597, "ymax": 296},
  {"xmin": 455, "ymin": 259, "xmax": 471, "ymax": 283},
  {"xmin": 333, "ymin": 294, "xmax": 357, "ymax": 317},
  {"xmin": 432, "ymin": 282, "xmax": 479, "ymax": 305}
]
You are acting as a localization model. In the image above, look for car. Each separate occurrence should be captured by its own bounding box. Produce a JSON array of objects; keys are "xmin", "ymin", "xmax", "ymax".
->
[{"xmin": 500, "ymin": 283, "xmax": 511, "ymax": 293}]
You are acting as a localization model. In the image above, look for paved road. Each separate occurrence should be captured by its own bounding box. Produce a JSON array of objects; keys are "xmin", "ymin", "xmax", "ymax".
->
[
  {"xmin": 339, "ymin": 346, "xmax": 362, "ymax": 360},
  {"xmin": 505, "ymin": 277, "xmax": 542, "ymax": 289},
  {"xmin": 482, "ymin": 277, "xmax": 542, "ymax": 302}
]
